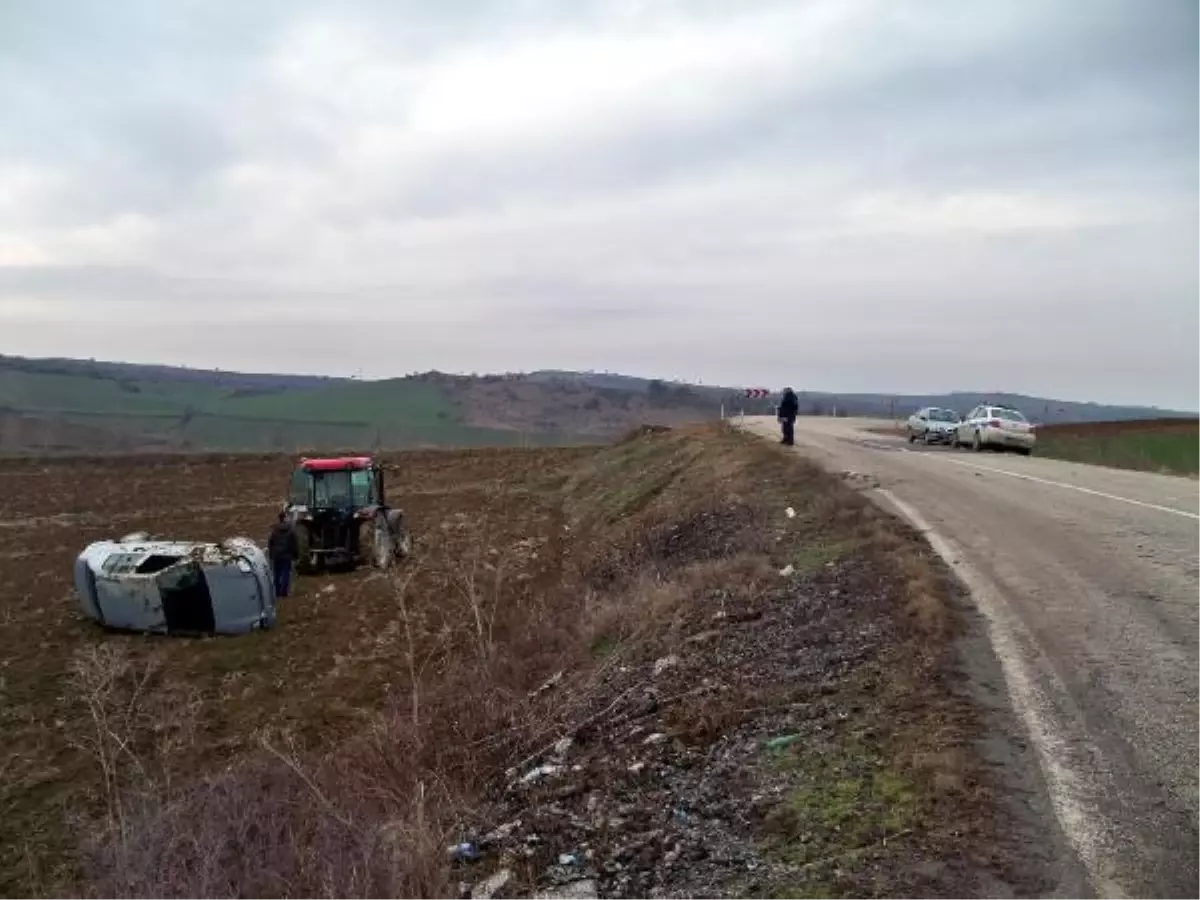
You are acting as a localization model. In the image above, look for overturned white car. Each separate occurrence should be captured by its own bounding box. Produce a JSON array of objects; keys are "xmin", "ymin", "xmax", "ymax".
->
[{"xmin": 73, "ymin": 533, "xmax": 277, "ymax": 635}]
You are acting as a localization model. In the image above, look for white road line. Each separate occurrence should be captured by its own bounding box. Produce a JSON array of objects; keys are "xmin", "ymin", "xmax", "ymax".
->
[
  {"xmin": 897, "ymin": 447, "xmax": 1200, "ymax": 521},
  {"xmin": 875, "ymin": 487, "xmax": 1123, "ymax": 898}
]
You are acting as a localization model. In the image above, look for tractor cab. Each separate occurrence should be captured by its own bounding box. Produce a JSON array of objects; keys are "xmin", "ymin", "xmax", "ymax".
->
[
  {"xmin": 288, "ymin": 456, "xmax": 384, "ymax": 512},
  {"xmin": 284, "ymin": 456, "xmax": 409, "ymax": 573}
]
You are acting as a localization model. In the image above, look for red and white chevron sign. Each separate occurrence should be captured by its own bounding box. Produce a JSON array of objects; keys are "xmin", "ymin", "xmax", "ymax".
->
[{"xmin": 744, "ymin": 388, "xmax": 770, "ymax": 398}]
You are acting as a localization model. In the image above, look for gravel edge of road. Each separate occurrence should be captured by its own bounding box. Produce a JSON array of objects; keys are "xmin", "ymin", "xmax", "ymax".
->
[{"xmin": 870, "ymin": 487, "xmax": 1095, "ymax": 898}]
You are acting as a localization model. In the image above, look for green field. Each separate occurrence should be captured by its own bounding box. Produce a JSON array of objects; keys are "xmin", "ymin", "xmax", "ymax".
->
[
  {"xmin": 1034, "ymin": 420, "xmax": 1198, "ymax": 477},
  {"xmin": 0, "ymin": 366, "xmax": 587, "ymax": 452}
]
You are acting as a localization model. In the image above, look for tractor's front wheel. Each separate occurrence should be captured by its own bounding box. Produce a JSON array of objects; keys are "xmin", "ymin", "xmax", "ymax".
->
[{"xmin": 295, "ymin": 523, "xmax": 316, "ymax": 574}]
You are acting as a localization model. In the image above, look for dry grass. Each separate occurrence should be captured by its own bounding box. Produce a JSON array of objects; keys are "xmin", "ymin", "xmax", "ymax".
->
[{"xmin": 4, "ymin": 424, "xmax": 998, "ymax": 898}]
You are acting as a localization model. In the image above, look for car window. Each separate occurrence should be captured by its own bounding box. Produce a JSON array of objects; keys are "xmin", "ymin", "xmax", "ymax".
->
[
  {"xmin": 992, "ymin": 408, "xmax": 1027, "ymax": 422},
  {"xmin": 929, "ymin": 409, "xmax": 958, "ymax": 422}
]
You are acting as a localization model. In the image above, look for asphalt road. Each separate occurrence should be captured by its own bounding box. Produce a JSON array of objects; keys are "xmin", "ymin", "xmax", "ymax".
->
[{"xmin": 741, "ymin": 415, "xmax": 1199, "ymax": 899}]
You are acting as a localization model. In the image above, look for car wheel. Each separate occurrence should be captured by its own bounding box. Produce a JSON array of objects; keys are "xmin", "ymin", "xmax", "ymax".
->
[
  {"xmin": 972, "ymin": 431, "xmax": 983, "ymax": 452},
  {"xmin": 1018, "ymin": 447, "xmax": 1033, "ymax": 457},
  {"xmin": 908, "ymin": 432, "xmax": 916, "ymax": 443}
]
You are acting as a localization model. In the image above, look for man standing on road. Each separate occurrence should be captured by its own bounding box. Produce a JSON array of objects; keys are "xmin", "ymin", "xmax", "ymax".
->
[
  {"xmin": 778, "ymin": 387, "xmax": 800, "ymax": 446},
  {"xmin": 267, "ymin": 510, "xmax": 299, "ymax": 599}
]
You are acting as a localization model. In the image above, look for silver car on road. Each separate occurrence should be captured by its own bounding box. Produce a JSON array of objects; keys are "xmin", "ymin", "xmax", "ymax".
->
[
  {"xmin": 906, "ymin": 407, "xmax": 961, "ymax": 444},
  {"xmin": 952, "ymin": 405, "xmax": 1036, "ymax": 455}
]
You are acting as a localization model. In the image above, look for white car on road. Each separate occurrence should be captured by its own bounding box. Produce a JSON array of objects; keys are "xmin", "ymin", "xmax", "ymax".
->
[
  {"xmin": 906, "ymin": 407, "xmax": 961, "ymax": 444},
  {"xmin": 953, "ymin": 405, "xmax": 1036, "ymax": 455}
]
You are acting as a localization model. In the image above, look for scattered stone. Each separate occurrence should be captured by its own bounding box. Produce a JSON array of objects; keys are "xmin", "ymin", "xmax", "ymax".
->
[
  {"xmin": 628, "ymin": 761, "xmax": 646, "ymax": 774},
  {"xmin": 558, "ymin": 852, "xmax": 579, "ymax": 866},
  {"xmin": 320, "ymin": 584, "xmax": 336, "ymax": 594},
  {"xmin": 642, "ymin": 732, "xmax": 667, "ymax": 745},
  {"xmin": 785, "ymin": 506, "xmax": 796, "ymax": 518},
  {"xmin": 779, "ymin": 564, "xmax": 795, "ymax": 577},
  {"xmin": 653, "ymin": 654, "xmax": 680, "ymax": 676},
  {"xmin": 553, "ymin": 735, "xmax": 574, "ymax": 757}
]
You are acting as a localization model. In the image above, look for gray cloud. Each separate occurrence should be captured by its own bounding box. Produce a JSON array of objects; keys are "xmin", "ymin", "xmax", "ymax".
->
[{"xmin": 0, "ymin": 0, "xmax": 1195, "ymax": 409}]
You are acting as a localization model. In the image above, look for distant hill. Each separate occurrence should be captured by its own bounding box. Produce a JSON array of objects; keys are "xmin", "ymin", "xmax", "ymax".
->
[{"xmin": 0, "ymin": 353, "xmax": 1192, "ymax": 454}]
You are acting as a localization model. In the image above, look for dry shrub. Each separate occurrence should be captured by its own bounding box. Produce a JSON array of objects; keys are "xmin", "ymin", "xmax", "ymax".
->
[
  {"xmin": 73, "ymin": 530, "xmax": 585, "ymax": 897},
  {"xmin": 71, "ymin": 424, "xmax": 967, "ymax": 898}
]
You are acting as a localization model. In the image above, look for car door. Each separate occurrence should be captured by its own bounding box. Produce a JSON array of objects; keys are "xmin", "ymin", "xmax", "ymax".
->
[
  {"xmin": 916, "ymin": 408, "xmax": 930, "ymax": 436},
  {"xmin": 916, "ymin": 408, "xmax": 936, "ymax": 436},
  {"xmin": 959, "ymin": 407, "xmax": 980, "ymax": 441}
]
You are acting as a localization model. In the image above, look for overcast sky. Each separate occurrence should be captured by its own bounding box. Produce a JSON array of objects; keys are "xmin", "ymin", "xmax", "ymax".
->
[{"xmin": 0, "ymin": 0, "xmax": 1196, "ymax": 408}]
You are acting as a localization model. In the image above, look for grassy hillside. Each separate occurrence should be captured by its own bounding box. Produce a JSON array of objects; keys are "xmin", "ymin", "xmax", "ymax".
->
[
  {"xmin": 2, "ymin": 353, "xmax": 1193, "ymax": 454},
  {"xmin": 0, "ymin": 358, "xmax": 717, "ymax": 453},
  {"xmin": 0, "ymin": 362, "xmax": 587, "ymax": 452}
]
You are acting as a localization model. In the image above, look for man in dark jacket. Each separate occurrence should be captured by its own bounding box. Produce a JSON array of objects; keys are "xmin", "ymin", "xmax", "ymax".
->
[
  {"xmin": 267, "ymin": 511, "xmax": 300, "ymax": 598},
  {"xmin": 777, "ymin": 387, "xmax": 800, "ymax": 446}
]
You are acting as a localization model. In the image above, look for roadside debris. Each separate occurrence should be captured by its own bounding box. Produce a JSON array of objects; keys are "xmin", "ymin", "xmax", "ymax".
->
[
  {"xmin": 779, "ymin": 564, "xmax": 795, "ymax": 577},
  {"xmin": 764, "ymin": 733, "xmax": 802, "ymax": 751},
  {"xmin": 532, "ymin": 670, "xmax": 565, "ymax": 697},
  {"xmin": 471, "ymin": 869, "xmax": 511, "ymax": 899},
  {"xmin": 448, "ymin": 841, "xmax": 479, "ymax": 862},
  {"xmin": 483, "ymin": 819, "xmax": 521, "ymax": 845},
  {"xmin": 533, "ymin": 879, "xmax": 598, "ymax": 899},
  {"xmin": 520, "ymin": 763, "xmax": 563, "ymax": 785}
]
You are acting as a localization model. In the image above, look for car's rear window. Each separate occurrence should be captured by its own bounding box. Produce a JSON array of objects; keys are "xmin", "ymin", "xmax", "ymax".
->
[
  {"xmin": 991, "ymin": 408, "xmax": 1027, "ymax": 422},
  {"xmin": 928, "ymin": 409, "xmax": 958, "ymax": 422}
]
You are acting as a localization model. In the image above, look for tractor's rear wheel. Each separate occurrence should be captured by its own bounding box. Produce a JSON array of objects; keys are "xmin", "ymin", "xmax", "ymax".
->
[
  {"xmin": 387, "ymin": 509, "xmax": 412, "ymax": 560},
  {"xmin": 361, "ymin": 513, "xmax": 393, "ymax": 569}
]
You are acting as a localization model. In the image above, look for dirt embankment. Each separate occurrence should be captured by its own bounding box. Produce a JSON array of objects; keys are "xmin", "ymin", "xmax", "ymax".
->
[{"xmin": 0, "ymin": 427, "xmax": 1036, "ymax": 898}]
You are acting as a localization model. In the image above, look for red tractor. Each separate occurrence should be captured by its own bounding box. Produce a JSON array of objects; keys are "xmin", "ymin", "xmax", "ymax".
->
[{"xmin": 284, "ymin": 456, "xmax": 411, "ymax": 574}]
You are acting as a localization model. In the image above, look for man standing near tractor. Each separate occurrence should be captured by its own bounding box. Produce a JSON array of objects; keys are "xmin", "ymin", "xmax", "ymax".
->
[
  {"xmin": 267, "ymin": 510, "xmax": 300, "ymax": 598},
  {"xmin": 778, "ymin": 387, "xmax": 800, "ymax": 446}
]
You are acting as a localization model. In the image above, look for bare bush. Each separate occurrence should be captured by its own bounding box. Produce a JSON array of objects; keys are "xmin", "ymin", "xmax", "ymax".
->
[{"xmin": 68, "ymin": 424, "xmax": 965, "ymax": 899}]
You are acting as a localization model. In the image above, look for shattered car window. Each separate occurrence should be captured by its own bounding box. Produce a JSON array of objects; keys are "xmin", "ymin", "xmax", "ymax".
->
[{"xmin": 101, "ymin": 553, "xmax": 142, "ymax": 575}]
